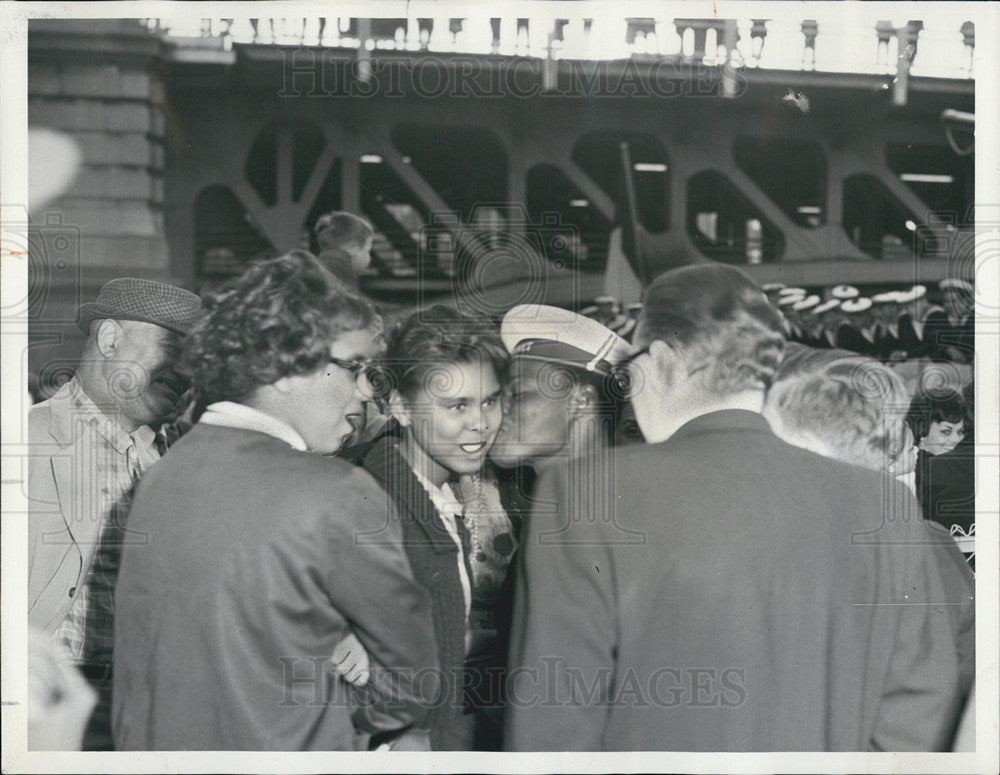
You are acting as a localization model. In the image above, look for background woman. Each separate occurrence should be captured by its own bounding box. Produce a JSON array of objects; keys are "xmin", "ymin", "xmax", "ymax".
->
[{"xmin": 362, "ymin": 305, "xmax": 512, "ymax": 750}]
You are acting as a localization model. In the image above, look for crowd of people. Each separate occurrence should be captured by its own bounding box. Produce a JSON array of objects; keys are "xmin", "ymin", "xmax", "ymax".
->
[
  {"xmin": 26, "ymin": 211, "xmax": 976, "ymax": 753},
  {"xmin": 762, "ymin": 280, "xmax": 975, "ymax": 365}
]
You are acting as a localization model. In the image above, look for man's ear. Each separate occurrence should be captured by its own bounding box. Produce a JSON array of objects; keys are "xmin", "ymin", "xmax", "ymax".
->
[
  {"xmin": 568, "ymin": 383, "xmax": 598, "ymax": 419},
  {"xmin": 94, "ymin": 319, "xmax": 123, "ymax": 357},
  {"xmin": 388, "ymin": 390, "xmax": 411, "ymax": 427}
]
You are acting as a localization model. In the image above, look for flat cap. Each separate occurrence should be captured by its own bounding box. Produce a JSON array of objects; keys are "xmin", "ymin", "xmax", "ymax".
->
[{"xmin": 77, "ymin": 277, "xmax": 203, "ymax": 336}]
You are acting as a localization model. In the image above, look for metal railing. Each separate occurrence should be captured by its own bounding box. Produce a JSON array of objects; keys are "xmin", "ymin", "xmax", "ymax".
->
[{"xmin": 141, "ymin": 11, "xmax": 975, "ymax": 82}]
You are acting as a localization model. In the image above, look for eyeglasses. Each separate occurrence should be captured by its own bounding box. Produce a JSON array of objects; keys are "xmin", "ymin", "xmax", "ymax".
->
[
  {"xmin": 609, "ymin": 345, "xmax": 650, "ymax": 399},
  {"xmin": 329, "ymin": 356, "xmax": 374, "ymax": 386},
  {"xmin": 616, "ymin": 345, "xmax": 651, "ymax": 373}
]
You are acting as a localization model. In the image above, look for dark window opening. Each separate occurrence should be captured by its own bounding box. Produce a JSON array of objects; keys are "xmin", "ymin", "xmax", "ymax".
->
[
  {"xmin": 687, "ymin": 171, "xmax": 783, "ymax": 264},
  {"xmin": 303, "ymin": 160, "xmax": 344, "ymax": 254},
  {"xmin": 572, "ymin": 132, "xmax": 669, "ymax": 233},
  {"xmin": 245, "ymin": 123, "xmax": 326, "ymax": 207},
  {"xmin": 359, "ymin": 156, "xmax": 430, "ymax": 279},
  {"xmin": 733, "ymin": 136, "xmax": 826, "ymax": 228},
  {"xmin": 391, "ymin": 125, "xmax": 507, "ymax": 221},
  {"xmin": 527, "ymin": 164, "xmax": 612, "ymax": 272},
  {"xmin": 887, "ymin": 143, "xmax": 973, "ymax": 219},
  {"xmin": 194, "ymin": 185, "xmax": 274, "ymax": 277},
  {"xmin": 291, "ymin": 125, "xmax": 326, "ymax": 202},
  {"xmin": 842, "ymin": 174, "xmax": 918, "ymax": 260}
]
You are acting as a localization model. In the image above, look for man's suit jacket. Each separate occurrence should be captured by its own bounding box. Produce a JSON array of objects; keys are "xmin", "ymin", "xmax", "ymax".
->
[
  {"xmin": 505, "ymin": 410, "xmax": 962, "ymax": 751},
  {"xmin": 28, "ymin": 380, "xmax": 139, "ymax": 637},
  {"xmin": 113, "ymin": 423, "xmax": 440, "ymax": 750}
]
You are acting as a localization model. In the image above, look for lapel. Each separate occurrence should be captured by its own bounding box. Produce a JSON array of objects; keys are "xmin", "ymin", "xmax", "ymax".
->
[{"xmin": 363, "ymin": 437, "xmax": 460, "ymax": 554}]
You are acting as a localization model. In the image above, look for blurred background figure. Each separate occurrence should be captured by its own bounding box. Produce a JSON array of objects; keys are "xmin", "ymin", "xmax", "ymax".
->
[
  {"xmin": 28, "ymin": 128, "xmax": 81, "ymax": 213},
  {"xmin": 925, "ymin": 278, "xmax": 975, "ymax": 364},
  {"xmin": 838, "ymin": 298, "xmax": 877, "ymax": 357},
  {"xmin": 28, "ymin": 625, "xmax": 97, "ymax": 751},
  {"xmin": 314, "ymin": 210, "xmax": 375, "ymax": 292}
]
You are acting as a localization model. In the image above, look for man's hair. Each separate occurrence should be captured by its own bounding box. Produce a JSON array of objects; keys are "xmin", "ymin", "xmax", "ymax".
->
[
  {"xmin": 182, "ymin": 250, "xmax": 375, "ymax": 405},
  {"xmin": 905, "ymin": 387, "xmax": 968, "ymax": 442},
  {"xmin": 764, "ymin": 346, "xmax": 911, "ymax": 471},
  {"xmin": 377, "ymin": 305, "xmax": 508, "ymax": 403},
  {"xmin": 314, "ymin": 211, "xmax": 373, "ymax": 252},
  {"xmin": 640, "ymin": 264, "xmax": 785, "ymax": 395}
]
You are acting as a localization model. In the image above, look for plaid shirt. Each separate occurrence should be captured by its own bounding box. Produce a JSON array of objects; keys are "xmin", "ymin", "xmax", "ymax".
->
[{"xmin": 55, "ymin": 379, "xmax": 160, "ymax": 665}]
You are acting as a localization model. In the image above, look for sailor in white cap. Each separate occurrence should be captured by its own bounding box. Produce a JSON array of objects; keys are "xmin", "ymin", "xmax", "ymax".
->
[
  {"xmin": 830, "ymin": 284, "xmax": 859, "ymax": 301},
  {"xmin": 491, "ymin": 304, "xmax": 633, "ymax": 473},
  {"xmin": 788, "ymin": 295, "xmax": 821, "ymax": 348},
  {"xmin": 926, "ymin": 278, "xmax": 975, "ymax": 363},
  {"xmin": 811, "ymin": 298, "xmax": 842, "ymax": 348},
  {"xmin": 778, "ymin": 286, "xmax": 808, "ymax": 299},
  {"xmin": 775, "ymin": 292, "xmax": 807, "ymax": 341},
  {"xmin": 871, "ymin": 291, "xmax": 903, "ymax": 360},
  {"xmin": 895, "ymin": 285, "xmax": 935, "ymax": 359},
  {"xmin": 836, "ymin": 297, "xmax": 878, "ymax": 356}
]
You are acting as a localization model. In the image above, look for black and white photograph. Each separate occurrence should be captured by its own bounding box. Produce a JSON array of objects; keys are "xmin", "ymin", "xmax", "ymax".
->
[{"xmin": 1, "ymin": 1, "xmax": 997, "ymax": 772}]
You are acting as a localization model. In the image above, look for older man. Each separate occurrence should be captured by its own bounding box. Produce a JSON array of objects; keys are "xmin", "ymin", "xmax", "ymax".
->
[
  {"xmin": 505, "ymin": 264, "xmax": 961, "ymax": 751},
  {"xmin": 28, "ymin": 277, "xmax": 203, "ymax": 749}
]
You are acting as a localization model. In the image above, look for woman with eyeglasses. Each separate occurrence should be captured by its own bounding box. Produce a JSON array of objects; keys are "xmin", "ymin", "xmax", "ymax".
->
[
  {"xmin": 113, "ymin": 251, "xmax": 439, "ymax": 751},
  {"xmin": 359, "ymin": 305, "xmax": 514, "ymax": 750}
]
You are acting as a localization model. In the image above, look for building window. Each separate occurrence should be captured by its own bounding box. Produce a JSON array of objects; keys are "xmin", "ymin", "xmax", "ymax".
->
[
  {"xmin": 391, "ymin": 125, "xmax": 507, "ymax": 221},
  {"xmin": 887, "ymin": 143, "xmax": 973, "ymax": 220},
  {"xmin": 194, "ymin": 185, "xmax": 274, "ymax": 277},
  {"xmin": 733, "ymin": 136, "xmax": 826, "ymax": 228},
  {"xmin": 245, "ymin": 123, "xmax": 327, "ymax": 206},
  {"xmin": 359, "ymin": 155, "xmax": 430, "ymax": 278},
  {"xmin": 687, "ymin": 171, "xmax": 782, "ymax": 263},
  {"xmin": 572, "ymin": 132, "xmax": 669, "ymax": 234},
  {"xmin": 842, "ymin": 174, "xmax": 918, "ymax": 259},
  {"xmin": 527, "ymin": 164, "xmax": 611, "ymax": 271},
  {"xmin": 303, "ymin": 160, "xmax": 343, "ymax": 254}
]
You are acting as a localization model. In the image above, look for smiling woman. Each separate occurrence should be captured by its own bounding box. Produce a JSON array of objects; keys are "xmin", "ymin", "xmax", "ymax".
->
[{"xmin": 361, "ymin": 306, "xmax": 514, "ymax": 750}]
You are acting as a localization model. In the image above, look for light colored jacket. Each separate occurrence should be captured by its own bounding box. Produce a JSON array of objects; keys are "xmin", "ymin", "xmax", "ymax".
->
[{"xmin": 28, "ymin": 379, "xmax": 143, "ymax": 636}]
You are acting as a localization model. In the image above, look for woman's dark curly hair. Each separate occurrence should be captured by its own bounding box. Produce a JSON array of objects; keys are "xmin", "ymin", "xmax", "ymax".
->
[
  {"xmin": 375, "ymin": 305, "xmax": 508, "ymax": 404},
  {"xmin": 183, "ymin": 250, "xmax": 376, "ymax": 405},
  {"xmin": 905, "ymin": 387, "xmax": 968, "ymax": 443}
]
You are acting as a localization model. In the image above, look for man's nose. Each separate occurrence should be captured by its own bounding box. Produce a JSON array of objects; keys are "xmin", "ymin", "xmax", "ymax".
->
[{"xmin": 467, "ymin": 405, "xmax": 490, "ymax": 431}]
